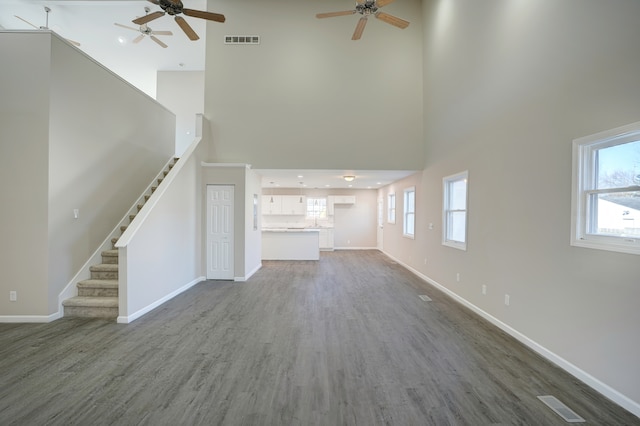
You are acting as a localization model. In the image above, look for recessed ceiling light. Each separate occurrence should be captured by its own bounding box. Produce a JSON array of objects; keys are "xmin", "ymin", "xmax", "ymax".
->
[
  {"xmin": 325, "ymin": 184, "xmax": 331, "ymax": 187},
  {"xmin": 343, "ymin": 175, "xmax": 355, "ymax": 182},
  {"xmin": 118, "ymin": 36, "xmax": 126, "ymax": 45},
  {"xmin": 297, "ymin": 175, "xmax": 304, "ymax": 178}
]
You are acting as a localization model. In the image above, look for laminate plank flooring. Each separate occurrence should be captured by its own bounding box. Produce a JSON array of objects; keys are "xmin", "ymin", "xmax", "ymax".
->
[{"xmin": 1, "ymin": 250, "xmax": 638, "ymax": 425}]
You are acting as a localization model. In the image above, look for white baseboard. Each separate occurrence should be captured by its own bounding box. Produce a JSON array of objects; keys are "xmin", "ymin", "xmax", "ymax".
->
[
  {"xmin": 382, "ymin": 250, "xmax": 640, "ymax": 419},
  {"xmin": 332, "ymin": 246, "xmax": 378, "ymax": 250},
  {"xmin": 235, "ymin": 263, "xmax": 262, "ymax": 282},
  {"xmin": 117, "ymin": 276, "xmax": 205, "ymax": 324},
  {"xmin": 0, "ymin": 310, "xmax": 62, "ymax": 323}
]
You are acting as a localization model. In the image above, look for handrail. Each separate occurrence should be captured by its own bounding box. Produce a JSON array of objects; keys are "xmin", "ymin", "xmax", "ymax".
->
[{"xmin": 116, "ymin": 115, "xmax": 204, "ymax": 248}]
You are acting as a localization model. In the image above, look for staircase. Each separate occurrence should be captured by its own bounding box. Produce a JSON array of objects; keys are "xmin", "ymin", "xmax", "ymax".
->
[{"xmin": 62, "ymin": 157, "xmax": 178, "ymax": 319}]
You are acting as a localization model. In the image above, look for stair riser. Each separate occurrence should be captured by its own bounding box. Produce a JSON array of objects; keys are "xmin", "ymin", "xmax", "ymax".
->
[
  {"xmin": 91, "ymin": 271, "xmax": 118, "ymax": 280},
  {"xmin": 64, "ymin": 306, "xmax": 118, "ymax": 319},
  {"xmin": 79, "ymin": 288, "xmax": 118, "ymax": 297},
  {"xmin": 102, "ymin": 256, "xmax": 118, "ymax": 265}
]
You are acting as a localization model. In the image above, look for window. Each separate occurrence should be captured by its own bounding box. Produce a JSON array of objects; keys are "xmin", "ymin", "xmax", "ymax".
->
[
  {"xmin": 306, "ymin": 197, "xmax": 327, "ymax": 219},
  {"xmin": 571, "ymin": 121, "xmax": 640, "ymax": 255},
  {"xmin": 443, "ymin": 171, "xmax": 468, "ymax": 250},
  {"xmin": 403, "ymin": 187, "xmax": 415, "ymax": 238},
  {"xmin": 388, "ymin": 193, "xmax": 396, "ymax": 224}
]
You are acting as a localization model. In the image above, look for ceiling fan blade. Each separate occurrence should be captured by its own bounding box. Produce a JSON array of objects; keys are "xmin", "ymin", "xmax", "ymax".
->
[
  {"xmin": 15, "ymin": 15, "xmax": 39, "ymax": 29},
  {"xmin": 132, "ymin": 11, "xmax": 165, "ymax": 25},
  {"xmin": 352, "ymin": 16, "xmax": 368, "ymax": 40},
  {"xmin": 133, "ymin": 34, "xmax": 145, "ymax": 44},
  {"xmin": 151, "ymin": 35, "xmax": 168, "ymax": 48},
  {"xmin": 183, "ymin": 8, "xmax": 225, "ymax": 23},
  {"xmin": 175, "ymin": 16, "xmax": 199, "ymax": 41},
  {"xmin": 114, "ymin": 22, "xmax": 140, "ymax": 32},
  {"xmin": 316, "ymin": 10, "xmax": 356, "ymax": 19},
  {"xmin": 152, "ymin": 30, "xmax": 173, "ymax": 36},
  {"xmin": 375, "ymin": 11, "xmax": 410, "ymax": 29},
  {"xmin": 376, "ymin": 0, "xmax": 397, "ymax": 7}
]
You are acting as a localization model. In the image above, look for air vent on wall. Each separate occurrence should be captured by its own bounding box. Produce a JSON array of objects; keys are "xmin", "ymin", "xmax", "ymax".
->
[{"xmin": 224, "ymin": 35, "xmax": 260, "ymax": 45}]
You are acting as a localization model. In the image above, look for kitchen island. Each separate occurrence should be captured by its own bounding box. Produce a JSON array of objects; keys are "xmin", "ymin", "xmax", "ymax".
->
[{"xmin": 262, "ymin": 228, "xmax": 320, "ymax": 260}]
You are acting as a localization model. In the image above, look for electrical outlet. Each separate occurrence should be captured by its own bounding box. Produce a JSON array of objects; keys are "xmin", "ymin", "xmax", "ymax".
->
[
  {"xmin": 73, "ymin": 209, "xmax": 79, "ymax": 219},
  {"xmin": 482, "ymin": 285, "xmax": 487, "ymax": 295},
  {"xmin": 9, "ymin": 291, "xmax": 17, "ymax": 302},
  {"xmin": 504, "ymin": 294, "xmax": 510, "ymax": 306},
  {"xmin": 428, "ymin": 223, "xmax": 434, "ymax": 230},
  {"xmin": 424, "ymin": 258, "xmax": 427, "ymax": 264},
  {"xmin": 456, "ymin": 273, "xmax": 460, "ymax": 282}
]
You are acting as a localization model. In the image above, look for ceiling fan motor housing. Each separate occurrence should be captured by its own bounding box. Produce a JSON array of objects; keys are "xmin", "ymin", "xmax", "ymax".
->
[
  {"xmin": 356, "ymin": 1, "xmax": 379, "ymax": 15},
  {"xmin": 158, "ymin": 0, "xmax": 184, "ymax": 16}
]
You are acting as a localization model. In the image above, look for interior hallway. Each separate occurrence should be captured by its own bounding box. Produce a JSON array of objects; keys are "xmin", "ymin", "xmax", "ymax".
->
[{"xmin": 0, "ymin": 250, "xmax": 636, "ymax": 425}]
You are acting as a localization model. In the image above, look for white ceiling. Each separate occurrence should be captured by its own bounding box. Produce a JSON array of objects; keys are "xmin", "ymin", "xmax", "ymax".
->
[
  {"xmin": 0, "ymin": 0, "xmax": 208, "ymax": 96},
  {"xmin": 1, "ymin": 0, "xmax": 418, "ymax": 189}
]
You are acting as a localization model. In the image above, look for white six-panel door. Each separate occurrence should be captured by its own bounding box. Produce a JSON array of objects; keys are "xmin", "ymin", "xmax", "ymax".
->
[{"xmin": 207, "ymin": 185, "xmax": 234, "ymax": 280}]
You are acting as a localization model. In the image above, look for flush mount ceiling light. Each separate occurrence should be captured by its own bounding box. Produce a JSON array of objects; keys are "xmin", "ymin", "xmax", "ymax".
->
[{"xmin": 343, "ymin": 175, "xmax": 356, "ymax": 182}]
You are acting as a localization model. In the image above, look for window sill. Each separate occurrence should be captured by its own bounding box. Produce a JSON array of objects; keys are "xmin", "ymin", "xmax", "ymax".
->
[{"xmin": 571, "ymin": 237, "xmax": 640, "ymax": 256}]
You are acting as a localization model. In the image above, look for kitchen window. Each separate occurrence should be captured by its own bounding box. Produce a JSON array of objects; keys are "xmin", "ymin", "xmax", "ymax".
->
[
  {"xmin": 403, "ymin": 187, "xmax": 415, "ymax": 238},
  {"xmin": 443, "ymin": 171, "xmax": 468, "ymax": 250},
  {"xmin": 388, "ymin": 193, "xmax": 396, "ymax": 224},
  {"xmin": 307, "ymin": 197, "xmax": 327, "ymax": 219},
  {"xmin": 571, "ymin": 121, "xmax": 640, "ymax": 255}
]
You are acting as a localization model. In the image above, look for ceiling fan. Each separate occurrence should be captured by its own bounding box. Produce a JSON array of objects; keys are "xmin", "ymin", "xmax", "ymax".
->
[
  {"xmin": 316, "ymin": 0, "xmax": 410, "ymax": 40},
  {"xmin": 116, "ymin": 7, "xmax": 173, "ymax": 48},
  {"xmin": 131, "ymin": 0, "xmax": 225, "ymax": 41},
  {"xmin": 14, "ymin": 6, "xmax": 81, "ymax": 46}
]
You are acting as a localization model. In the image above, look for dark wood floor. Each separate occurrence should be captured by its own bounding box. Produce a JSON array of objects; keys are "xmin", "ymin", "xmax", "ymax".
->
[{"xmin": 1, "ymin": 250, "xmax": 637, "ymax": 425}]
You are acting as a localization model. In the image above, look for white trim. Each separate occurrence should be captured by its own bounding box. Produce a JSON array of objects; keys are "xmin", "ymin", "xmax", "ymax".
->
[
  {"xmin": 116, "ymin": 276, "xmax": 205, "ymax": 324},
  {"xmin": 571, "ymin": 121, "xmax": 640, "ymax": 255},
  {"xmin": 443, "ymin": 170, "xmax": 469, "ymax": 251},
  {"xmin": 333, "ymin": 246, "xmax": 378, "ymax": 250},
  {"xmin": 201, "ymin": 162, "xmax": 252, "ymax": 169},
  {"xmin": 0, "ymin": 311, "xmax": 62, "ymax": 323},
  {"xmin": 403, "ymin": 186, "xmax": 416, "ymax": 238},
  {"xmin": 382, "ymin": 250, "xmax": 640, "ymax": 418},
  {"xmin": 235, "ymin": 263, "xmax": 262, "ymax": 282}
]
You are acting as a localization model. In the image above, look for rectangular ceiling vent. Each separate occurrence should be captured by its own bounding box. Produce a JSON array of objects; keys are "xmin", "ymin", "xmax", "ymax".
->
[
  {"xmin": 537, "ymin": 395, "xmax": 585, "ymax": 423},
  {"xmin": 418, "ymin": 295, "xmax": 432, "ymax": 302},
  {"xmin": 224, "ymin": 35, "xmax": 260, "ymax": 45}
]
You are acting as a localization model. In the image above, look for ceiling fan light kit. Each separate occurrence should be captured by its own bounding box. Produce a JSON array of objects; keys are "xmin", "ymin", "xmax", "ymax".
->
[{"xmin": 316, "ymin": 0, "xmax": 410, "ymax": 40}]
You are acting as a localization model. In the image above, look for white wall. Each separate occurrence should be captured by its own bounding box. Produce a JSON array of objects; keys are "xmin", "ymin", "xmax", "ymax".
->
[
  {"xmin": 0, "ymin": 32, "xmax": 51, "ymax": 317},
  {"xmin": 244, "ymin": 169, "xmax": 263, "ymax": 280},
  {"xmin": 204, "ymin": 0, "xmax": 424, "ymax": 170},
  {"xmin": 0, "ymin": 31, "xmax": 176, "ymax": 320},
  {"xmin": 156, "ymin": 71, "xmax": 205, "ymax": 157},
  {"xmin": 118, "ymin": 138, "xmax": 206, "ymax": 322},
  {"xmin": 382, "ymin": 0, "xmax": 640, "ymax": 414}
]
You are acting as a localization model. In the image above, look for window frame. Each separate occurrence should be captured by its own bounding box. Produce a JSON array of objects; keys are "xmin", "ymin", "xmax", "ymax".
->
[
  {"xmin": 306, "ymin": 197, "xmax": 327, "ymax": 220},
  {"xmin": 403, "ymin": 187, "xmax": 415, "ymax": 239},
  {"xmin": 387, "ymin": 193, "xmax": 396, "ymax": 224},
  {"xmin": 571, "ymin": 121, "xmax": 640, "ymax": 255},
  {"xmin": 442, "ymin": 171, "xmax": 468, "ymax": 251}
]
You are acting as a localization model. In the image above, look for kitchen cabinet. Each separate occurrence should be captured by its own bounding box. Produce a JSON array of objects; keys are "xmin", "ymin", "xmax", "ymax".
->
[
  {"xmin": 262, "ymin": 195, "xmax": 306, "ymax": 215},
  {"xmin": 281, "ymin": 195, "xmax": 306, "ymax": 215},
  {"xmin": 327, "ymin": 195, "xmax": 356, "ymax": 215},
  {"xmin": 318, "ymin": 228, "xmax": 334, "ymax": 250},
  {"xmin": 262, "ymin": 195, "xmax": 282, "ymax": 215}
]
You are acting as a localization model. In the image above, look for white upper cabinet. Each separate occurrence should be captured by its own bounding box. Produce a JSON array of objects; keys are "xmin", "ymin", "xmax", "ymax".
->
[
  {"xmin": 327, "ymin": 195, "xmax": 356, "ymax": 215},
  {"xmin": 281, "ymin": 195, "xmax": 306, "ymax": 215},
  {"xmin": 262, "ymin": 195, "xmax": 306, "ymax": 215}
]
